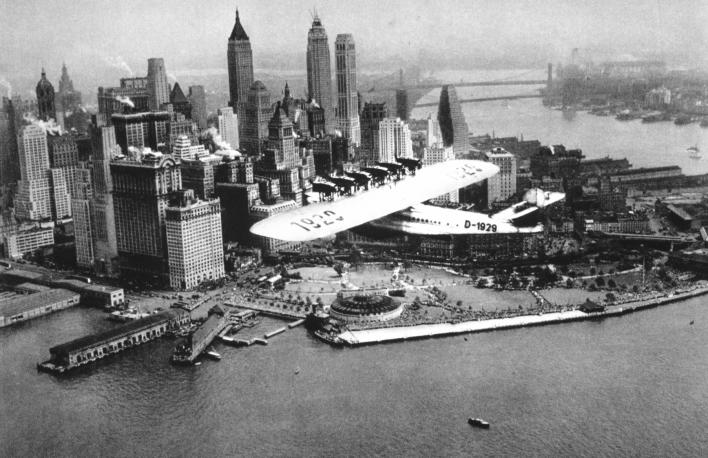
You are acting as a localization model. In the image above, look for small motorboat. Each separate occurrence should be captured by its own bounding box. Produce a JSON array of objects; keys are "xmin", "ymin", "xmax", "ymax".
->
[
  {"xmin": 468, "ymin": 417, "xmax": 490, "ymax": 429},
  {"xmin": 204, "ymin": 347, "xmax": 222, "ymax": 361}
]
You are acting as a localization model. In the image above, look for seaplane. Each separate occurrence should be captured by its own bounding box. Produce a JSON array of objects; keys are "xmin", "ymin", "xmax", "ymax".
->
[{"xmin": 250, "ymin": 159, "xmax": 564, "ymax": 242}]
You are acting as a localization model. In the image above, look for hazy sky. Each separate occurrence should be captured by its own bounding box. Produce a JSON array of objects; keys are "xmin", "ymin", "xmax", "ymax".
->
[{"xmin": 1, "ymin": 0, "xmax": 706, "ymax": 88}]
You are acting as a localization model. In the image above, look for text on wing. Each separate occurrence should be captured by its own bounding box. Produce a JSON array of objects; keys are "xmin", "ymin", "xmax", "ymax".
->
[
  {"xmin": 446, "ymin": 163, "xmax": 480, "ymax": 180},
  {"xmin": 291, "ymin": 210, "xmax": 344, "ymax": 232}
]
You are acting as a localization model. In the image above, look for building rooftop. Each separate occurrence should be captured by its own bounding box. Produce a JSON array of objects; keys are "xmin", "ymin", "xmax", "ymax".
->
[
  {"xmin": 229, "ymin": 10, "xmax": 249, "ymax": 41},
  {"xmin": 50, "ymin": 310, "xmax": 184, "ymax": 356},
  {"xmin": 0, "ymin": 288, "xmax": 78, "ymax": 319},
  {"xmin": 666, "ymin": 204, "xmax": 693, "ymax": 222}
]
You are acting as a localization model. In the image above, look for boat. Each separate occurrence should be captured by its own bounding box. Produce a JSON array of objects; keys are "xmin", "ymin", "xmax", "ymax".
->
[
  {"xmin": 687, "ymin": 145, "xmax": 701, "ymax": 159},
  {"xmin": 468, "ymin": 417, "xmax": 490, "ymax": 429},
  {"xmin": 204, "ymin": 348, "xmax": 222, "ymax": 361}
]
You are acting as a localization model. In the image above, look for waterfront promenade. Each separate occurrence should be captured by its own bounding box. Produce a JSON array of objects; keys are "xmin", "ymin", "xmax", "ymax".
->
[{"xmin": 337, "ymin": 286, "xmax": 708, "ymax": 346}]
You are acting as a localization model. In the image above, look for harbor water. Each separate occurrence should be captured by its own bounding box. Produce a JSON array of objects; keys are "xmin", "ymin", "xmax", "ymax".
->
[{"xmin": 1, "ymin": 297, "xmax": 707, "ymax": 457}]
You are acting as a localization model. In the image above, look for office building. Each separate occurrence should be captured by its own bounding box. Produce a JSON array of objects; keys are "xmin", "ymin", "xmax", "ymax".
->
[
  {"xmin": 240, "ymin": 81, "xmax": 271, "ymax": 156},
  {"xmin": 485, "ymin": 148, "xmax": 517, "ymax": 206},
  {"xmin": 218, "ymin": 107, "xmax": 239, "ymax": 149},
  {"xmin": 377, "ymin": 118, "xmax": 413, "ymax": 162},
  {"xmin": 56, "ymin": 63, "xmax": 86, "ymax": 133},
  {"xmin": 36, "ymin": 69, "xmax": 56, "ymax": 121},
  {"xmin": 14, "ymin": 125, "xmax": 53, "ymax": 221},
  {"xmin": 437, "ymin": 85, "xmax": 469, "ymax": 155},
  {"xmin": 169, "ymin": 82, "xmax": 191, "ymax": 119},
  {"xmin": 146, "ymin": 58, "xmax": 170, "ymax": 111},
  {"xmin": 335, "ymin": 34, "xmax": 360, "ymax": 145},
  {"xmin": 227, "ymin": 9, "xmax": 254, "ymax": 112},
  {"xmin": 187, "ymin": 85, "xmax": 208, "ymax": 130},
  {"xmin": 89, "ymin": 125, "xmax": 120, "ymax": 276},
  {"xmin": 49, "ymin": 168, "xmax": 72, "ymax": 219},
  {"xmin": 165, "ymin": 190, "xmax": 225, "ymax": 290},
  {"xmin": 0, "ymin": 98, "xmax": 20, "ymax": 187},
  {"xmin": 306, "ymin": 14, "xmax": 334, "ymax": 132},
  {"xmin": 110, "ymin": 151, "xmax": 181, "ymax": 277},
  {"xmin": 111, "ymin": 111, "xmax": 169, "ymax": 153},
  {"xmin": 359, "ymin": 102, "xmax": 387, "ymax": 163},
  {"xmin": 426, "ymin": 113, "xmax": 440, "ymax": 147}
]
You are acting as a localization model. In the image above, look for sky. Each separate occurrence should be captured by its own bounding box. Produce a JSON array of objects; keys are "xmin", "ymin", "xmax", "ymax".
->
[{"xmin": 1, "ymin": 0, "xmax": 707, "ymax": 95}]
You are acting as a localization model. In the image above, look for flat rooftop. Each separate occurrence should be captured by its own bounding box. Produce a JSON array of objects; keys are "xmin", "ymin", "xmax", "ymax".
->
[{"xmin": 0, "ymin": 289, "xmax": 78, "ymax": 319}]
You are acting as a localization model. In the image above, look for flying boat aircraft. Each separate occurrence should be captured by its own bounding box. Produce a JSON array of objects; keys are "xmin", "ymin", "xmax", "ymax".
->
[{"xmin": 249, "ymin": 160, "xmax": 564, "ymax": 242}]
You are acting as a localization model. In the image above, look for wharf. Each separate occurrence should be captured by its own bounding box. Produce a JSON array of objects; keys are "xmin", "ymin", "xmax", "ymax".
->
[
  {"xmin": 172, "ymin": 310, "xmax": 229, "ymax": 365},
  {"xmin": 38, "ymin": 310, "xmax": 190, "ymax": 374},
  {"xmin": 225, "ymin": 300, "xmax": 307, "ymax": 320},
  {"xmin": 335, "ymin": 287, "xmax": 708, "ymax": 346}
]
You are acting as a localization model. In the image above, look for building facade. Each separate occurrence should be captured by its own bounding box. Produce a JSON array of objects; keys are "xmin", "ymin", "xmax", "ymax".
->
[
  {"xmin": 227, "ymin": 10, "xmax": 254, "ymax": 113},
  {"xmin": 306, "ymin": 15, "xmax": 334, "ymax": 133},
  {"xmin": 165, "ymin": 191, "xmax": 225, "ymax": 290},
  {"xmin": 218, "ymin": 107, "xmax": 239, "ymax": 149},
  {"xmin": 485, "ymin": 148, "xmax": 517, "ymax": 206},
  {"xmin": 36, "ymin": 69, "xmax": 56, "ymax": 121},
  {"xmin": 240, "ymin": 81, "xmax": 271, "ymax": 156},
  {"xmin": 335, "ymin": 34, "xmax": 360, "ymax": 145},
  {"xmin": 377, "ymin": 117, "xmax": 413, "ymax": 162},
  {"xmin": 437, "ymin": 85, "xmax": 469, "ymax": 155},
  {"xmin": 146, "ymin": 58, "xmax": 170, "ymax": 111}
]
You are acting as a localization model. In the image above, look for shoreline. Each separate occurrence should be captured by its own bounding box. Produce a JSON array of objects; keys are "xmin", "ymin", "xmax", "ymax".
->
[{"xmin": 334, "ymin": 286, "xmax": 708, "ymax": 346}]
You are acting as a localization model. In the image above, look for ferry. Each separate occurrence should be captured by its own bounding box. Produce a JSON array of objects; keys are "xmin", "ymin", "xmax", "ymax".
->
[{"xmin": 468, "ymin": 418, "xmax": 490, "ymax": 429}]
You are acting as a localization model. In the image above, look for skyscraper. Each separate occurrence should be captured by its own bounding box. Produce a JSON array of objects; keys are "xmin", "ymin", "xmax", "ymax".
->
[
  {"xmin": 240, "ymin": 81, "xmax": 271, "ymax": 156},
  {"xmin": 110, "ymin": 152, "xmax": 181, "ymax": 277},
  {"xmin": 169, "ymin": 82, "xmax": 191, "ymax": 119},
  {"xmin": 359, "ymin": 102, "xmax": 388, "ymax": 163},
  {"xmin": 377, "ymin": 118, "xmax": 413, "ymax": 162},
  {"xmin": 89, "ymin": 125, "xmax": 119, "ymax": 276},
  {"xmin": 36, "ymin": 69, "xmax": 56, "ymax": 121},
  {"xmin": 0, "ymin": 98, "xmax": 20, "ymax": 187},
  {"xmin": 306, "ymin": 14, "xmax": 334, "ymax": 132},
  {"xmin": 146, "ymin": 58, "xmax": 170, "ymax": 111},
  {"xmin": 14, "ymin": 125, "xmax": 52, "ymax": 221},
  {"xmin": 56, "ymin": 63, "xmax": 85, "ymax": 132},
  {"xmin": 485, "ymin": 148, "xmax": 517, "ymax": 206},
  {"xmin": 217, "ymin": 107, "xmax": 239, "ymax": 149},
  {"xmin": 437, "ymin": 85, "xmax": 469, "ymax": 155},
  {"xmin": 335, "ymin": 34, "xmax": 360, "ymax": 146},
  {"xmin": 188, "ymin": 85, "xmax": 208, "ymax": 130},
  {"xmin": 264, "ymin": 102, "xmax": 298, "ymax": 170},
  {"xmin": 227, "ymin": 9, "xmax": 254, "ymax": 111},
  {"xmin": 165, "ymin": 190, "xmax": 225, "ymax": 290}
]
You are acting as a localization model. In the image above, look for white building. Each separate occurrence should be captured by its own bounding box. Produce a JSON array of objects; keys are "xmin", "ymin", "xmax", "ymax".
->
[
  {"xmin": 423, "ymin": 143, "xmax": 458, "ymax": 203},
  {"xmin": 14, "ymin": 125, "xmax": 52, "ymax": 221},
  {"xmin": 377, "ymin": 117, "xmax": 413, "ymax": 162},
  {"xmin": 425, "ymin": 113, "xmax": 440, "ymax": 148},
  {"xmin": 485, "ymin": 147, "xmax": 517, "ymax": 206},
  {"xmin": 172, "ymin": 135, "xmax": 207, "ymax": 161},
  {"xmin": 49, "ymin": 168, "xmax": 72, "ymax": 219},
  {"xmin": 2, "ymin": 225, "xmax": 54, "ymax": 259},
  {"xmin": 165, "ymin": 192, "xmax": 225, "ymax": 290},
  {"xmin": 218, "ymin": 107, "xmax": 239, "ymax": 149}
]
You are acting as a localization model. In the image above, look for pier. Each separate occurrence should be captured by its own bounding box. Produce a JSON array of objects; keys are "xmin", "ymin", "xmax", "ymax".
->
[
  {"xmin": 38, "ymin": 309, "xmax": 190, "ymax": 374},
  {"xmin": 172, "ymin": 308, "xmax": 229, "ymax": 365},
  {"xmin": 225, "ymin": 300, "xmax": 308, "ymax": 319}
]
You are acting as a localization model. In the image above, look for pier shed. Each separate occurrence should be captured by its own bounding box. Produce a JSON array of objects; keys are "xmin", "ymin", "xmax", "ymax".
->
[
  {"xmin": 41, "ymin": 310, "xmax": 190, "ymax": 372},
  {"xmin": 0, "ymin": 289, "xmax": 80, "ymax": 328}
]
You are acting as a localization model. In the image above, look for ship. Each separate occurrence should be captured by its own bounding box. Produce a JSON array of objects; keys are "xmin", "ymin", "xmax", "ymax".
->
[{"xmin": 468, "ymin": 417, "xmax": 490, "ymax": 429}]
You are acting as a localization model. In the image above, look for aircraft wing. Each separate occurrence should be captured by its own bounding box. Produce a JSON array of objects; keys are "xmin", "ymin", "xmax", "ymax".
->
[{"xmin": 250, "ymin": 159, "xmax": 499, "ymax": 242}]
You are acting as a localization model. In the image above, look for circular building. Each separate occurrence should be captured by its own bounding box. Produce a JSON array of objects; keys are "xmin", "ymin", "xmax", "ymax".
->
[{"xmin": 329, "ymin": 293, "xmax": 403, "ymax": 323}]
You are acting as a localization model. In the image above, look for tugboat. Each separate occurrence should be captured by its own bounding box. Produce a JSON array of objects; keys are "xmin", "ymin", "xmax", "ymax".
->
[{"xmin": 468, "ymin": 417, "xmax": 490, "ymax": 429}]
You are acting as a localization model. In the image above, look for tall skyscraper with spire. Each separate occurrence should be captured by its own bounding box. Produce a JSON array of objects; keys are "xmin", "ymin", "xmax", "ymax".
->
[
  {"xmin": 335, "ymin": 34, "xmax": 360, "ymax": 146},
  {"xmin": 146, "ymin": 58, "xmax": 170, "ymax": 111},
  {"xmin": 56, "ymin": 63, "xmax": 85, "ymax": 132},
  {"xmin": 36, "ymin": 69, "xmax": 56, "ymax": 121},
  {"xmin": 227, "ymin": 9, "xmax": 254, "ymax": 112},
  {"xmin": 306, "ymin": 14, "xmax": 334, "ymax": 133},
  {"xmin": 437, "ymin": 85, "xmax": 469, "ymax": 155}
]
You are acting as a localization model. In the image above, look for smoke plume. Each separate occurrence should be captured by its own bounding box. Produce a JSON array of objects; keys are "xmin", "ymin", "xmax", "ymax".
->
[
  {"xmin": 115, "ymin": 95, "xmax": 135, "ymax": 108},
  {"xmin": 200, "ymin": 127, "xmax": 240, "ymax": 156},
  {"xmin": 103, "ymin": 56, "xmax": 134, "ymax": 77},
  {"xmin": 0, "ymin": 77, "xmax": 11, "ymax": 98},
  {"xmin": 23, "ymin": 112, "xmax": 63, "ymax": 135}
]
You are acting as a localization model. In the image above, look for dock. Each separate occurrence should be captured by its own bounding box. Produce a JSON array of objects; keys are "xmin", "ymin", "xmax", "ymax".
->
[
  {"xmin": 172, "ymin": 308, "xmax": 229, "ymax": 365},
  {"xmin": 38, "ymin": 310, "xmax": 191, "ymax": 374},
  {"xmin": 333, "ymin": 286, "xmax": 708, "ymax": 346},
  {"xmin": 225, "ymin": 300, "xmax": 307, "ymax": 319},
  {"xmin": 264, "ymin": 327, "xmax": 287, "ymax": 339}
]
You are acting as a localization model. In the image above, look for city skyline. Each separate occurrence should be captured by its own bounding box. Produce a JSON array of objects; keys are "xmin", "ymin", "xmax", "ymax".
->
[{"xmin": 1, "ymin": 0, "xmax": 707, "ymax": 99}]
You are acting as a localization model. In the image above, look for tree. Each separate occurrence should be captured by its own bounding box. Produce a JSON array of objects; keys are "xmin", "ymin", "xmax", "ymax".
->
[
  {"xmin": 589, "ymin": 267, "xmax": 597, "ymax": 276},
  {"xmin": 566, "ymin": 278, "xmax": 574, "ymax": 289},
  {"xmin": 607, "ymin": 278, "xmax": 617, "ymax": 289},
  {"xmin": 595, "ymin": 277, "xmax": 605, "ymax": 287}
]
